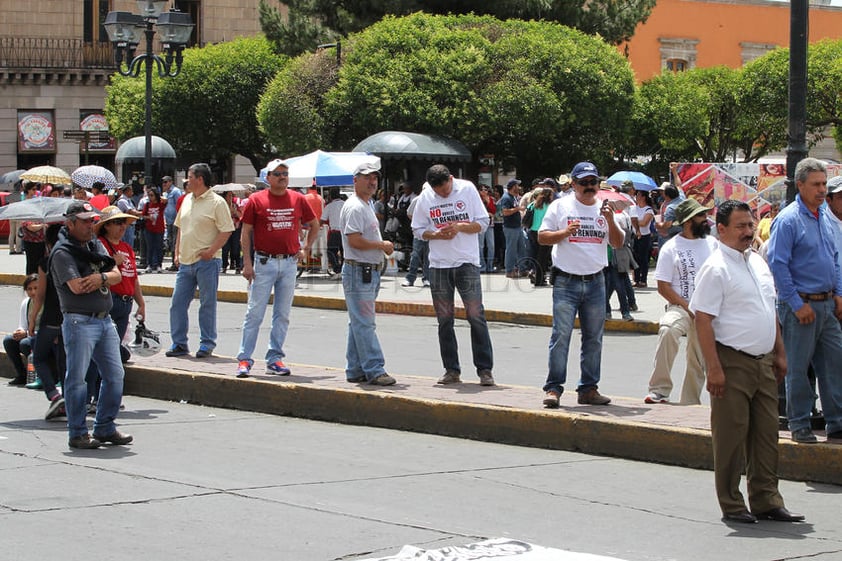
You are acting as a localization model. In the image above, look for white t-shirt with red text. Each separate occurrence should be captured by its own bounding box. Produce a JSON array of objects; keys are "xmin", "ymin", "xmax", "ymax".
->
[{"xmin": 540, "ymin": 195, "xmax": 610, "ymax": 275}]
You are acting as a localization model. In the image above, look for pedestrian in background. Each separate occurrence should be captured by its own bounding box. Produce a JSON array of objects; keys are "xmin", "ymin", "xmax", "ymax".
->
[
  {"xmin": 166, "ymin": 163, "xmax": 234, "ymax": 359},
  {"xmin": 339, "ymin": 161, "xmax": 396, "ymax": 386},
  {"xmin": 691, "ymin": 199, "xmax": 804, "ymax": 524},
  {"xmin": 411, "ymin": 164, "xmax": 496, "ymax": 387},
  {"xmin": 235, "ymin": 158, "xmax": 318, "ymax": 378},
  {"xmin": 540, "ymin": 162, "xmax": 623, "ymax": 408},
  {"xmin": 767, "ymin": 157, "xmax": 842, "ymax": 444}
]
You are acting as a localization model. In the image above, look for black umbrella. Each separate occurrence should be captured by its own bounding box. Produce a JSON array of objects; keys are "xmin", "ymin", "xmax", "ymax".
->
[{"xmin": 0, "ymin": 197, "xmax": 75, "ymax": 223}]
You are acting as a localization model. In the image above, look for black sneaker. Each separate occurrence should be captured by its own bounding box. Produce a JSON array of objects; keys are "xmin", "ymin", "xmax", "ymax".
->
[
  {"xmin": 69, "ymin": 434, "xmax": 102, "ymax": 449},
  {"xmin": 165, "ymin": 344, "xmax": 190, "ymax": 357},
  {"xmin": 7, "ymin": 376, "xmax": 27, "ymax": 386},
  {"xmin": 45, "ymin": 397, "xmax": 66, "ymax": 421}
]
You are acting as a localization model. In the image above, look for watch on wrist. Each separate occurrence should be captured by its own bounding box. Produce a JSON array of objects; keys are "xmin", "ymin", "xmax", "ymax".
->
[{"xmin": 101, "ymin": 272, "xmax": 107, "ymax": 286}]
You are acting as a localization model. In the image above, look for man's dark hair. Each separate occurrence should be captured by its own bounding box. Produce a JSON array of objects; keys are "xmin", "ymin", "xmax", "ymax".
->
[
  {"xmin": 188, "ymin": 163, "xmax": 213, "ymax": 187},
  {"xmin": 426, "ymin": 164, "xmax": 451, "ymax": 187},
  {"xmin": 664, "ymin": 186, "xmax": 680, "ymax": 199},
  {"xmin": 91, "ymin": 181, "xmax": 105, "ymax": 193},
  {"xmin": 328, "ymin": 188, "xmax": 340, "ymax": 201},
  {"xmin": 716, "ymin": 199, "xmax": 751, "ymax": 226}
]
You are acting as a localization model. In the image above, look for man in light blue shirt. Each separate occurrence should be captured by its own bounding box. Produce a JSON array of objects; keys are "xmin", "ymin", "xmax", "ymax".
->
[{"xmin": 767, "ymin": 157, "xmax": 842, "ymax": 444}]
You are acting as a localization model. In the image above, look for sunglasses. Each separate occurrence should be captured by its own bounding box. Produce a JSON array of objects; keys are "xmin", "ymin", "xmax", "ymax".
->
[
  {"xmin": 270, "ymin": 171, "xmax": 289, "ymax": 177},
  {"xmin": 577, "ymin": 178, "xmax": 599, "ymax": 187}
]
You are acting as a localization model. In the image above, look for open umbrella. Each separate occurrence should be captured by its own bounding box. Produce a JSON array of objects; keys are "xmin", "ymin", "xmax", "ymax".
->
[
  {"xmin": 212, "ymin": 183, "xmax": 253, "ymax": 197},
  {"xmin": 606, "ymin": 171, "xmax": 658, "ymax": 192},
  {"xmin": 71, "ymin": 165, "xmax": 118, "ymax": 189},
  {"xmin": 20, "ymin": 165, "xmax": 72, "ymax": 185},
  {"xmin": 0, "ymin": 196, "xmax": 75, "ymax": 222},
  {"xmin": 596, "ymin": 189, "xmax": 634, "ymax": 210},
  {"xmin": 0, "ymin": 169, "xmax": 26, "ymax": 186},
  {"xmin": 282, "ymin": 150, "xmax": 380, "ymax": 188}
]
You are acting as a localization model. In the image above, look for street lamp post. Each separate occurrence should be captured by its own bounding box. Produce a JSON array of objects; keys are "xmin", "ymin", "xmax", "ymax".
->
[
  {"xmin": 104, "ymin": 1, "xmax": 193, "ymax": 189},
  {"xmin": 785, "ymin": 0, "xmax": 809, "ymax": 204}
]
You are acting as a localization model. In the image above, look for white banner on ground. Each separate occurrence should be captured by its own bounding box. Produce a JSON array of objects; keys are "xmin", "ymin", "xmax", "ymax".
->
[{"xmin": 360, "ymin": 538, "xmax": 627, "ymax": 561}]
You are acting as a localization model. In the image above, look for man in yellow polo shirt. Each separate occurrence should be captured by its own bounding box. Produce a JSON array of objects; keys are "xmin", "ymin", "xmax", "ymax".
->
[{"xmin": 166, "ymin": 162, "xmax": 234, "ymax": 358}]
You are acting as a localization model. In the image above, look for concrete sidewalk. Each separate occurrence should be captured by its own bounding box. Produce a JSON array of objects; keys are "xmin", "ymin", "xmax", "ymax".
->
[{"xmin": 1, "ymin": 250, "xmax": 840, "ymax": 485}]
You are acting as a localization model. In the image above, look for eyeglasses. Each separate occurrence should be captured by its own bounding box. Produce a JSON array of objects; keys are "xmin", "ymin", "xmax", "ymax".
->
[
  {"xmin": 577, "ymin": 178, "xmax": 599, "ymax": 187},
  {"xmin": 270, "ymin": 171, "xmax": 289, "ymax": 177}
]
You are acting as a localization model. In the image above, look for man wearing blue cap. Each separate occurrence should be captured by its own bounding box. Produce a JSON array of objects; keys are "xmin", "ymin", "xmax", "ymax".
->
[{"xmin": 539, "ymin": 162, "xmax": 624, "ymax": 407}]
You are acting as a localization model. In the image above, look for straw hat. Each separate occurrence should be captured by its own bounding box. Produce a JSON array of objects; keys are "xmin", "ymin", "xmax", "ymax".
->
[{"xmin": 94, "ymin": 205, "xmax": 137, "ymax": 233}]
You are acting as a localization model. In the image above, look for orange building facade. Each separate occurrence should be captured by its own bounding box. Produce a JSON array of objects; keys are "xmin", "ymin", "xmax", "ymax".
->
[{"xmin": 622, "ymin": 0, "xmax": 842, "ymax": 82}]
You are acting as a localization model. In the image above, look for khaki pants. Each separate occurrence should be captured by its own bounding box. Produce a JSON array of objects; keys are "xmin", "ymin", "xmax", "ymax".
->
[
  {"xmin": 710, "ymin": 343, "xmax": 784, "ymax": 515},
  {"xmin": 647, "ymin": 304, "xmax": 706, "ymax": 403}
]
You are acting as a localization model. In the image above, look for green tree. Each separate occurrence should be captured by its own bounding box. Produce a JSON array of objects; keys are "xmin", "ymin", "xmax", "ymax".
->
[
  {"xmin": 737, "ymin": 39, "xmax": 842, "ymax": 161},
  {"xmin": 105, "ymin": 36, "xmax": 287, "ymax": 172},
  {"xmin": 257, "ymin": 13, "xmax": 636, "ymax": 178},
  {"xmin": 259, "ymin": 0, "xmax": 655, "ymax": 58}
]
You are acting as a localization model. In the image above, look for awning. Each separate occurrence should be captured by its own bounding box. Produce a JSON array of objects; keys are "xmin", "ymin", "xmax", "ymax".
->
[
  {"xmin": 352, "ymin": 131, "xmax": 472, "ymax": 162},
  {"xmin": 115, "ymin": 135, "xmax": 177, "ymax": 161}
]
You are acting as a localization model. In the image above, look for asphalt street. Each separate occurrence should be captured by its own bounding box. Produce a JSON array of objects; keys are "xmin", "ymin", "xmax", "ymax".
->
[{"xmin": 2, "ymin": 387, "xmax": 841, "ymax": 561}]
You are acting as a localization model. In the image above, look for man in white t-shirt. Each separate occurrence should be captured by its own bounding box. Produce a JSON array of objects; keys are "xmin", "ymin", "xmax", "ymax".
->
[
  {"xmin": 321, "ymin": 189, "xmax": 345, "ymax": 277},
  {"xmin": 411, "ymin": 164, "xmax": 495, "ymax": 387},
  {"xmin": 539, "ymin": 162, "xmax": 624, "ymax": 408},
  {"xmin": 690, "ymin": 200, "xmax": 802, "ymax": 524},
  {"xmin": 645, "ymin": 198, "xmax": 717, "ymax": 405}
]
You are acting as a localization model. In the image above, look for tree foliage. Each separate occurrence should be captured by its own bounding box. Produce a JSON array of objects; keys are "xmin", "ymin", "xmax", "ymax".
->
[
  {"xmin": 258, "ymin": 13, "xmax": 636, "ymax": 178},
  {"xmin": 105, "ymin": 36, "xmax": 286, "ymax": 172},
  {"xmin": 259, "ymin": 0, "xmax": 656, "ymax": 57}
]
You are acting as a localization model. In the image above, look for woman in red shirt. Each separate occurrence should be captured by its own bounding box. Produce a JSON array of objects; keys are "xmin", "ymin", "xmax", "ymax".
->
[
  {"xmin": 142, "ymin": 187, "xmax": 166, "ymax": 273},
  {"xmin": 96, "ymin": 206, "xmax": 146, "ymax": 352}
]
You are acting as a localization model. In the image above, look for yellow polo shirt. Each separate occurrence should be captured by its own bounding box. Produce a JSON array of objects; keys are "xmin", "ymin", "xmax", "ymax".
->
[{"xmin": 174, "ymin": 188, "xmax": 235, "ymax": 265}]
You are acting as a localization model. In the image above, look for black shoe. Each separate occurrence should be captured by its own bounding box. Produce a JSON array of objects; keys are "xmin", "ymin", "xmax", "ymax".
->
[
  {"xmin": 45, "ymin": 397, "xmax": 66, "ymax": 420},
  {"xmin": 7, "ymin": 376, "xmax": 27, "ymax": 386},
  {"xmin": 69, "ymin": 434, "xmax": 102, "ymax": 449},
  {"xmin": 723, "ymin": 511, "xmax": 757, "ymax": 524},
  {"xmin": 347, "ymin": 375, "xmax": 367, "ymax": 383},
  {"xmin": 195, "ymin": 346, "xmax": 213, "ymax": 359},
  {"xmin": 754, "ymin": 507, "xmax": 805, "ymax": 522},
  {"xmin": 165, "ymin": 344, "xmax": 190, "ymax": 357},
  {"xmin": 791, "ymin": 427, "xmax": 818, "ymax": 443},
  {"xmin": 827, "ymin": 430, "xmax": 842, "ymax": 441},
  {"xmin": 92, "ymin": 430, "xmax": 133, "ymax": 445}
]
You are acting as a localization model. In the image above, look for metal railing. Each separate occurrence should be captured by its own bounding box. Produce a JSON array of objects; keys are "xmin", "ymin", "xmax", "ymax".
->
[{"xmin": 0, "ymin": 37, "xmax": 116, "ymax": 70}]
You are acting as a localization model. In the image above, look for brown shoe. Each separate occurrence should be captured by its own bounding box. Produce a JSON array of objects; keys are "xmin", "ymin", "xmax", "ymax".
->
[
  {"xmin": 437, "ymin": 370, "xmax": 461, "ymax": 384},
  {"xmin": 577, "ymin": 388, "xmax": 611, "ymax": 405},
  {"xmin": 543, "ymin": 390, "xmax": 561, "ymax": 408},
  {"xmin": 478, "ymin": 370, "xmax": 495, "ymax": 386},
  {"xmin": 92, "ymin": 430, "xmax": 133, "ymax": 445},
  {"xmin": 68, "ymin": 434, "xmax": 102, "ymax": 449}
]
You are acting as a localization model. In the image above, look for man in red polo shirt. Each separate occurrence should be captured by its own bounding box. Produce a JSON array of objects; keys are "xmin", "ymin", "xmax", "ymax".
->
[{"xmin": 235, "ymin": 158, "xmax": 319, "ymax": 378}]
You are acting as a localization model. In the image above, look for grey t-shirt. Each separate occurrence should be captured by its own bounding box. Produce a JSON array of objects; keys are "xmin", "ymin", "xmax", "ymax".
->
[
  {"xmin": 339, "ymin": 195, "xmax": 383, "ymax": 264},
  {"xmin": 50, "ymin": 238, "xmax": 113, "ymax": 314}
]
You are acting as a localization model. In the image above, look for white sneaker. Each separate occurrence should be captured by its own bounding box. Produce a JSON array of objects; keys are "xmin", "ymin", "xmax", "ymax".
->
[
  {"xmin": 401, "ymin": 279, "xmax": 414, "ymax": 287},
  {"xmin": 422, "ymin": 280, "xmax": 431, "ymax": 287},
  {"xmin": 644, "ymin": 392, "xmax": 669, "ymax": 404}
]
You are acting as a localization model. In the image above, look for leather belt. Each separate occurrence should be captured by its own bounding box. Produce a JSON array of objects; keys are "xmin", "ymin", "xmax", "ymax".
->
[
  {"xmin": 113, "ymin": 294, "xmax": 133, "ymax": 302},
  {"xmin": 553, "ymin": 267, "xmax": 601, "ymax": 282},
  {"xmin": 718, "ymin": 342, "xmax": 767, "ymax": 361},
  {"xmin": 799, "ymin": 291, "xmax": 833, "ymax": 302},
  {"xmin": 344, "ymin": 259, "xmax": 379, "ymax": 267},
  {"xmin": 67, "ymin": 311, "xmax": 110, "ymax": 319},
  {"xmin": 256, "ymin": 250, "xmax": 297, "ymax": 259}
]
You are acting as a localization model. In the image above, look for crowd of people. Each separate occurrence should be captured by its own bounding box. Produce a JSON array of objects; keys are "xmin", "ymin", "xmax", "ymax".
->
[{"xmin": 4, "ymin": 156, "xmax": 841, "ymax": 525}]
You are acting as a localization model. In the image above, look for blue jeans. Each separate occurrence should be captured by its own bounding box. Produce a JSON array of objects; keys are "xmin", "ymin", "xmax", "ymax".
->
[
  {"xmin": 544, "ymin": 271, "xmax": 606, "ymax": 394},
  {"xmin": 238, "ymin": 255, "xmax": 297, "ymax": 364},
  {"xmin": 429, "ymin": 263, "xmax": 494, "ymax": 374},
  {"xmin": 110, "ymin": 293, "xmax": 134, "ymax": 342},
  {"xmin": 61, "ymin": 314, "xmax": 124, "ymax": 438},
  {"xmin": 32, "ymin": 325, "xmax": 65, "ymax": 399},
  {"xmin": 169, "ymin": 258, "xmax": 221, "ymax": 350},
  {"xmin": 144, "ymin": 231, "xmax": 164, "ymax": 269},
  {"xmin": 3, "ymin": 334, "xmax": 33, "ymax": 378},
  {"xmin": 405, "ymin": 238, "xmax": 429, "ymax": 284},
  {"xmin": 780, "ymin": 300, "xmax": 842, "ymax": 434},
  {"xmin": 479, "ymin": 226, "xmax": 495, "ymax": 272},
  {"xmin": 604, "ymin": 264, "xmax": 631, "ymax": 315},
  {"xmin": 503, "ymin": 226, "xmax": 524, "ymax": 273},
  {"xmin": 342, "ymin": 262, "xmax": 387, "ymax": 381}
]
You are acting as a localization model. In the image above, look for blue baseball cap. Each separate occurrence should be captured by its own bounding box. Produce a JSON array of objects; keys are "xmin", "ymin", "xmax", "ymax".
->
[{"xmin": 571, "ymin": 162, "xmax": 599, "ymax": 179}]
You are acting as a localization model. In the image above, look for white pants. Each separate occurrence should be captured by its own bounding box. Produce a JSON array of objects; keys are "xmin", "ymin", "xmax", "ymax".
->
[{"xmin": 647, "ymin": 304, "xmax": 706, "ymax": 404}]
